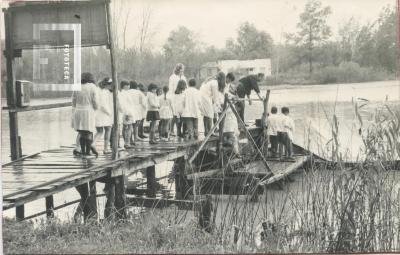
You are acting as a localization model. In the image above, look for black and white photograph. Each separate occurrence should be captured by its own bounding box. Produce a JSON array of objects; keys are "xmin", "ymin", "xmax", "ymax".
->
[{"xmin": 0, "ymin": 0, "xmax": 399, "ymax": 253}]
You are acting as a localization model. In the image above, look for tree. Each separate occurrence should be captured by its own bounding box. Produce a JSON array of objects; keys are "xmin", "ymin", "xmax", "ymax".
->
[
  {"xmin": 337, "ymin": 17, "xmax": 361, "ymax": 62},
  {"xmin": 293, "ymin": 0, "xmax": 331, "ymax": 75},
  {"xmin": 374, "ymin": 6, "xmax": 397, "ymax": 72},
  {"xmin": 225, "ymin": 22, "xmax": 273, "ymax": 60},
  {"xmin": 163, "ymin": 26, "xmax": 199, "ymax": 76}
]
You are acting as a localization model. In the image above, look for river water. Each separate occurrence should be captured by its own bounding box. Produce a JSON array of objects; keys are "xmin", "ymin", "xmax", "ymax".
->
[{"xmin": 1, "ymin": 80, "xmax": 399, "ymax": 222}]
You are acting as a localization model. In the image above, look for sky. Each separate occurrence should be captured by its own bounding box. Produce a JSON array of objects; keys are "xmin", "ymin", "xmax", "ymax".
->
[
  {"xmin": 0, "ymin": 0, "xmax": 396, "ymax": 50},
  {"xmin": 116, "ymin": 0, "xmax": 395, "ymax": 51}
]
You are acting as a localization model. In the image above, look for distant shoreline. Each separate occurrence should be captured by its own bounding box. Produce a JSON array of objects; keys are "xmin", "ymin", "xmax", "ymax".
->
[{"xmin": 259, "ymin": 79, "xmax": 399, "ymax": 90}]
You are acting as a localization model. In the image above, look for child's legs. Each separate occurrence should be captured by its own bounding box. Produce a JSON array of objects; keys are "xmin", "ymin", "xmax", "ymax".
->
[
  {"xmin": 165, "ymin": 119, "xmax": 171, "ymax": 138},
  {"xmin": 286, "ymin": 136, "xmax": 293, "ymax": 157},
  {"xmin": 123, "ymin": 124, "xmax": 132, "ymax": 145},
  {"xmin": 150, "ymin": 121, "xmax": 157, "ymax": 141},
  {"xmin": 104, "ymin": 126, "xmax": 111, "ymax": 151},
  {"xmin": 193, "ymin": 118, "xmax": 199, "ymax": 139},
  {"xmin": 78, "ymin": 130, "xmax": 86, "ymax": 154},
  {"xmin": 183, "ymin": 117, "xmax": 193, "ymax": 139},
  {"xmin": 138, "ymin": 119, "xmax": 143, "ymax": 136},
  {"xmin": 282, "ymin": 133, "xmax": 289, "ymax": 157},
  {"xmin": 177, "ymin": 117, "xmax": 183, "ymax": 138},
  {"xmin": 277, "ymin": 132, "xmax": 284, "ymax": 157},
  {"xmin": 132, "ymin": 122, "xmax": 138, "ymax": 141},
  {"xmin": 159, "ymin": 119, "xmax": 165, "ymax": 138},
  {"xmin": 75, "ymin": 133, "xmax": 81, "ymax": 151},
  {"xmin": 170, "ymin": 116, "xmax": 176, "ymax": 134},
  {"xmin": 270, "ymin": 135, "xmax": 278, "ymax": 154},
  {"xmin": 94, "ymin": 127, "xmax": 104, "ymax": 147},
  {"xmin": 203, "ymin": 117, "xmax": 212, "ymax": 135}
]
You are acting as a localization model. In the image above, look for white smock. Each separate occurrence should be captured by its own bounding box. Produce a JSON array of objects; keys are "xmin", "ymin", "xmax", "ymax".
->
[
  {"xmin": 129, "ymin": 89, "xmax": 143, "ymax": 121},
  {"xmin": 223, "ymin": 83, "xmax": 239, "ymax": 134},
  {"xmin": 159, "ymin": 96, "xmax": 174, "ymax": 119},
  {"xmin": 199, "ymin": 80, "xmax": 221, "ymax": 118},
  {"xmin": 182, "ymin": 87, "xmax": 202, "ymax": 118},
  {"xmin": 173, "ymin": 93, "xmax": 185, "ymax": 117},
  {"xmin": 168, "ymin": 73, "xmax": 187, "ymax": 115},
  {"xmin": 95, "ymin": 88, "xmax": 113, "ymax": 127},
  {"xmin": 138, "ymin": 91, "xmax": 147, "ymax": 119},
  {"xmin": 72, "ymin": 82, "xmax": 98, "ymax": 133}
]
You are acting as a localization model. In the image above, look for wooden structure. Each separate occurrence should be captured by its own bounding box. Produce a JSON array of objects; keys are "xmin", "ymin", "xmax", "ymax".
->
[
  {"xmin": 2, "ymin": 0, "xmax": 121, "ymax": 219},
  {"xmin": 2, "ymin": 0, "xmax": 317, "ymax": 228}
]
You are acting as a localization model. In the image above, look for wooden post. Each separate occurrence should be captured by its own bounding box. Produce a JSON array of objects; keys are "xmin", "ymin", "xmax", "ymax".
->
[
  {"xmin": 45, "ymin": 195, "xmax": 54, "ymax": 218},
  {"xmin": 16, "ymin": 205, "xmax": 24, "ymax": 221},
  {"xmin": 4, "ymin": 10, "xmax": 21, "ymax": 161},
  {"xmin": 106, "ymin": 1, "xmax": 119, "ymax": 160},
  {"xmin": 146, "ymin": 166, "xmax": 156, "ymax": 198},
  {"xmin": 174, "ymin": 157, "xmax": 189, "ymax": 199},
  {"xmin": 218, "ymin": 95, "xmax": 228, "ymax": 168},
  {"xmin": 88, "ymin": 181, "xmax": 98, "ymax": 219},
  {"xmin": 261, "ymin": 90, "xmax": 270, "ymax": 157},
  {"xmin": 226, "ymin": 98, "xmax": 273, "ymax": 173},
  {"xmin": 75, "ymin": 183, "xmax": 97, "ymax": 221},
  {"xmin": 104, "ymin": 180, "xmax": 116, "ymax": 220},
  {"xmin": 114, "ymin": 176, "xmax": 127, "ymax": 219}
]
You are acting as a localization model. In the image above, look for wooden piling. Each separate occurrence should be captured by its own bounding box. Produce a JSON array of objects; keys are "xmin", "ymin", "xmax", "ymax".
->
[
  {"xmin": 146, "ymin": 166, "xmax": 156, "ymax": 198},
  {"xmin": 45, "ymin": 195, "xmax": 54, "ymax": 218},
  {"xmin": 114, "ymin": 176, "xmax": 127, "ymax": 219},
  {"xmin": 106, "ymin": 1, "xmax": 119, "ymax": 161},
  {"xmin": 16, "ymin": 205, "xmax": 24, "ymax": 221},
  {"xmin": 261, "ymin": 90, "xmax": 271, "ymax": 157},
  {"xmin": 75, "ymin": 182, "xmax": 97, "ymax": 221},
  {"xmin": 174, "ymin": 157, "xmax": 189, "ymax": 199},
  {"xmin": 88, "ymin": 181, "xmax": 98, "ymax": 219},
  {"xmin": 104, "ymin": 180, "xmax": 116, "ymax": 220},
  {"xmin": 4, "ymin": 10, "xmax": 21, "ymax": 161}
]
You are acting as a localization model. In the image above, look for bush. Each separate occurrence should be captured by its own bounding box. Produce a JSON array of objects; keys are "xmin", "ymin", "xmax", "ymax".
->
[
  {"xmin": 312, "ymin": 62, "xmax": 390, "ymax": 84},
  {"xmin": 263, "ymin": 62, "xmax": 392, "ymax": 86}
]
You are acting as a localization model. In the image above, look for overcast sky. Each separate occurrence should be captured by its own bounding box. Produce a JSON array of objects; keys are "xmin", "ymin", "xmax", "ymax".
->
[
  {"xmin": 0, "ymin": 0, "xmax": 395, "ymax": 50},
  {"xmin": 118, "ymin": 0, "xmax": 395, "ymax": 51}
]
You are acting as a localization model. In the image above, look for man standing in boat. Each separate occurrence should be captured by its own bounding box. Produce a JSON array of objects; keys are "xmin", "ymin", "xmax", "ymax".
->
[{"xmin": 235, "ymin": 73, "xmax": 264, "ymax": 124}]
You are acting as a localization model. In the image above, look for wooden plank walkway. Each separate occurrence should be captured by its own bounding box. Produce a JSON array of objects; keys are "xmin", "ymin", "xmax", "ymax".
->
[{"xmin": 2, "ymin": 137, "xmax": 218, "ymax": 210}]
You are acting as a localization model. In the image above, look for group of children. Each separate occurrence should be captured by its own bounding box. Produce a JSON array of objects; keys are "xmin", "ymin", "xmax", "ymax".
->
[
  {"xmin": 267, "ymin": 106, "xmax": 295, "ymax": 159},
  {"xmin": 72, "ymin": 70, "xmax": 295, "ymax": 160}
]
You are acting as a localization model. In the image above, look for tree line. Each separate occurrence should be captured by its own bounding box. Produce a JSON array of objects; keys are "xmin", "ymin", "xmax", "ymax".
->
[{"xmin": 1, "ymin": 0, "xmax": 397, "ymax": 93}]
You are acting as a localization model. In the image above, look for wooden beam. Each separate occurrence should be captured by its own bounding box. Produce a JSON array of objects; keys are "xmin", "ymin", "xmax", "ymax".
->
[
  {"xmin": 225, "ymin": 98, "xmax": 272, "ymax": 173},
  {"xmin": 126, "ymin": 196, "xmax": 198, "ymax": 210},
  {"xmin": 261, "ymin": 90, "xmax": 270, "ymax": 156},
  {"xmin": 188, "ymin": 107, "xmax": 229, "ymax": 164},
  {"xmin": 3, "ymin": 102, "xmax": 72, "ymax": 112},
  {"xmin": 186, "ymin": 168, "xmax": 221, "ymax": 180}
]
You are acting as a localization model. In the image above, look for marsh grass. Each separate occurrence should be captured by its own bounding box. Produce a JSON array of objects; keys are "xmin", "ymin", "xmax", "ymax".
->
[{"xmin": 3, "ymin": 101, "xmax": 400, "ymax": 254}]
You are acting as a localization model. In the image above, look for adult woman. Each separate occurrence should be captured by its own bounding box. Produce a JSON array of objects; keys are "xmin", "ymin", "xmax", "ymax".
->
[
  {"xmin": 72, "ymin": 72, "xmax": 99, "ymax": 158},
  {"xmin": 93, "ymin": 77, "xmax": 113, "ymax": 154}
]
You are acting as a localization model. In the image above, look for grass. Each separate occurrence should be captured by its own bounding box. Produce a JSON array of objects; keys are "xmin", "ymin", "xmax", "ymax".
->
[{"xmin": 3, "ymin": 101, "xmax": 400, "ymax": 254}]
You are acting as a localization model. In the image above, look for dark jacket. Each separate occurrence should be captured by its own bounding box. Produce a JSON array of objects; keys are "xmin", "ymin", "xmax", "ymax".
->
[{"xmin": 237, "ymin": 75, "xmax": 260, "ymax": 98}]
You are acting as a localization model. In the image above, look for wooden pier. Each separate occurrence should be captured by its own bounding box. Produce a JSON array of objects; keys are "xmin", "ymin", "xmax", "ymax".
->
[{"xmin": 2, "ymin": 126, "xmax": 313, "ymax": 222}]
